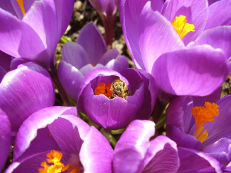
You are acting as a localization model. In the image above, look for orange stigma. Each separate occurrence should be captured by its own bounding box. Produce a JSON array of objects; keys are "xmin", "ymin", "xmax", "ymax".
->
[
  {"xmin": 16, "ymin": 0, "xmax": 26, "ymax": 16},
  {"xmin": 192, "ymin": 102, "xmax": 219, "ymax": 143},
  {"xmin": 171, "ymin": 15, "xmax": 195, "ymax": 39},
  {"xmin": 39, "ymin": 150, "xmax": 78, "ymax": 173},
  {"xmin": 94, "ymin": 82, "xmax": 113, "ymax": 98}
]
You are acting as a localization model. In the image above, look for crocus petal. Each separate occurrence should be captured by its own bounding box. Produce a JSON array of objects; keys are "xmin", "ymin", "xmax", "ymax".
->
[
  {"xmin": 167, "ymin": 125, "xmax": 202, "ymax": 150},
  {"xmin": 10, "ymin": 0, "xmax": 37, "ymax": 19},
  {"xmin": 119, "ymin": 0, "xmax": 164, "ymax": 69},
  {"xmin": 80, "ymin": 126, "xmax": 113, "ymax": 173},
  {"xmin": 0, "ymin": 109, "xmax": 11, "ymax": 172},
  {"xmin": 10, "ymin": 58, "xmax": 29, "ymax": 70},
  {"xmin": 62, "ymin": 42, "xmax": 90, "ymax": 69},
  {"xmin": 121, "ymin": 68, "xmax": 157, "ymax": 119},
  {"xmin": 105, "ymin": 55, "xmax": 129, "ymax": 73},
  {"xmin": 0, "ymin": 1, "xmax": 17, "ymax": 17},
  {"xmin": 203, "ymin": 138, "xmax": 231, "ymax": 168},
  {"xmin": 98, "ymin": 49, "xmax": 120, "ymax": 65},
  {"xmin": 152, "ymin": 46, "xmax": 228, "ymax": 96},
  {"xmin": 0, "ymin": 62, "xmax": 55, "ymax": 132},
  {"xmin": 192, "ymin": 88, "xmax": 221, "ymax": 106},
  {"xmin": 166, "ymin": 97, "xmax": 193, "ymax": 131},
  {"xmin": 14, "ymin": 106, "xmax": 89, "ymax": 160},
  {"xmin": 139, "ymin": 3, "xmax": 184, "ymax": 72},
  {"xmin": 194, "ymin": 26, "xmax": 231, "ymax": 59},
  {"xmin": 178, "ymin": 147, "xmax": 222, "ymax": 173},
  {"xmin": 141, "ymin": 136, "xmax": 179, "ymax": 173},
  {"xmin": 0, "ymin": 8, "xmax": 45, "ymax": 59},
  {"xmin": 208, "ymin": 0, "xmax": 220, "ymax": 5},
  {"xmin": 203, "ymin": 95, "xmax": 231, "ymax": 146},
  {"xmin": 205, "ymin": 0, "xmax": 231, "ymax": 29},
  {"xmin": 58, "ymin": 60, "xmax": 84, "ymax": 100},
  {"xmin": 23, "ymin": 0, "xmax": 74, "ymax": 57},
  {"xmin": 79, "ymin": 63, "xmax": 104, "ymax": 77},
  {"xmin": 162, "ymin": 0, "xmax": 208, "ymax": 44},
  {"xmin": 5, "ymin": 151, "xmax": 51, "ymax": 173},
  {"xmin": 48, "ymin": 118, "xmax": 83, "ymax": 154},
  {"xmin": 113, "ymin": 120, "xmax": 155, "ymax": 173},
  {"xmin": 77, "ymin": 22, "xmax": 107, "ymax": 65}
]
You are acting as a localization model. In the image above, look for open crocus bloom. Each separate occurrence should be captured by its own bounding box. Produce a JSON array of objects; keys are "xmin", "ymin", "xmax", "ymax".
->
[
  {"xmin": 78, "ymin": 67, "xmax": 157, "ymax": 129},
  {"xmin": 113, "ymin": 120, "xmax": 221, "ymax": 173},
  {"xmin": 0, "ymin": 109, "xmax": 11, "ymax": 172},
  {"xmin": 119, "ymin": 0, "xmax": 231, "ymax": 95},
  {"xmin": 0, "ymin": 62, "xmax": 54, "ymax": 132},
  {"xmin": 0, "ymin": 0, "xmax": 74, "ymax": 67},
  {"xmin": 113, "ymin": 120, "xmax": 179, "ymax": 173},
  {"xmin": 5, "ymin": 106, "xmax": 113, "ymax": 173},
  {"xmin": 58, "ymin": 22, "xmax": 128, "ymax": 100},
  {"xmin": 166, "ymin": 95, "xmax": 231, "ymax": 171}
]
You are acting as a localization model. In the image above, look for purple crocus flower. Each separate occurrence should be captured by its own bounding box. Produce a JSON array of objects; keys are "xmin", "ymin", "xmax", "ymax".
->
[
  {"xmin": 58, "ymin": 22, "xmax": 128, "ymax": 100},
  {"xmin": 0, "ymin": 0, "xmax": 74, "ymax": 68},
  {"xmin": 89, "ymin": 0, "xmax": 118, "ymax": 45},
  {"xmin": 166, "ymin": 95, "xmax": 231, "ymax": 170},
  {"xmin": 0, "ymin": 109, "xmax": 11, "ymax": 172},
  {"xmin": 113, "ymin": 119, "xmax": 221, "ymax": 172},
  {"xmin": 119, "ymin": 0, "xmax": 230, "ymax": 96},
  {"xmin": 5, "ymin": 106, "xmax": 113, "ymax": 173},
  {"xmin": 113, "ymin": 120, "xmax": 180, "ymax": 173},
  {"xmin": 78, "ymin": 67, "xmax": 157, "ymax": 129},
  {"xmin": 0, "ymin": 62, "xmax": 55, "ymax": 132}
]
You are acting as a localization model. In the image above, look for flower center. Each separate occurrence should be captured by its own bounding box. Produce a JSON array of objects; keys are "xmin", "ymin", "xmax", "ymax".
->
[
  {"xmin": 171, "ymin": 15, "xmax": 195, "ymax": 39},
  {"xmin": 94, "ymin": 79, "xmax": 129, "ymax": 99},
  {"xmin": 16, "ymin": 0, "xmax": 26, "ymax": 16},
  {"xmin": 39, "ymin": 150, "xmax": 79, "ymax": 173},
  {"xmin": 191, "ymin": 102, "xmax": 219, "ymax": 143}
]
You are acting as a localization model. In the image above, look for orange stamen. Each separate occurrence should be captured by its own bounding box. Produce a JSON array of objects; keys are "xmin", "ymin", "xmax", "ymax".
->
[
  {"xmin": 39, "ymin": 150, "xmax": 79, "ymax": 173},
  {"xmin": 192, "ymin": 102, "xmax": 219, "ymax": 143},
  {"xmin": 94, "ymin": 82, "xmax": 113, "ymax": 98},
  {"xmin": 16, "ymin": 0, "xmax": 26, "ymax": 16}
]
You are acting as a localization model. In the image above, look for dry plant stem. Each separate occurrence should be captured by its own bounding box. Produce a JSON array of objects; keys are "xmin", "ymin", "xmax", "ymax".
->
[
  {"xmin": 100, "ymin": 13, "xmax": 115, "ymax": 46},
  {"xmin": 50, "ymin": 65, "xmax": 71, "ymax": 106}
]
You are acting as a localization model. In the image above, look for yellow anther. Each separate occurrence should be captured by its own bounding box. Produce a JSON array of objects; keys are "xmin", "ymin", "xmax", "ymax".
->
[
  {"xmin": 171, "ymin": 15, "xmax": 195, "ymax": 39},
  {"xmin": 16, "ymin": 0, "xmax": 26, "ymax": 16},
  {"xmin": 192, "ymin": 102, "xmax": 219, "ymax": 143},
  {"xmin": 39, "ymin": 150, "xmax": 79, "ymax": 173}
]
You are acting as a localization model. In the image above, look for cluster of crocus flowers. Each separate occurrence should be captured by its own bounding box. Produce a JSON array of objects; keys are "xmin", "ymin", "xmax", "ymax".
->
[
  {"xmin": 58, "ymin": 22, "xmax": 128, "ymax": 100},
  {"xmin": 0, "ymin": 0, "xmax": 231, "ymax": 172}
]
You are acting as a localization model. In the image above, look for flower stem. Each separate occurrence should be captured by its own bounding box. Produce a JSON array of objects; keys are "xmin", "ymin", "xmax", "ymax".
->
[
  {"xmin": 49, "ymin": 65, "xmax": 71, "ymax": 106},
  {"xmin": 100, "ymin": 13, "xmax": 116, "ymax": 46}
]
